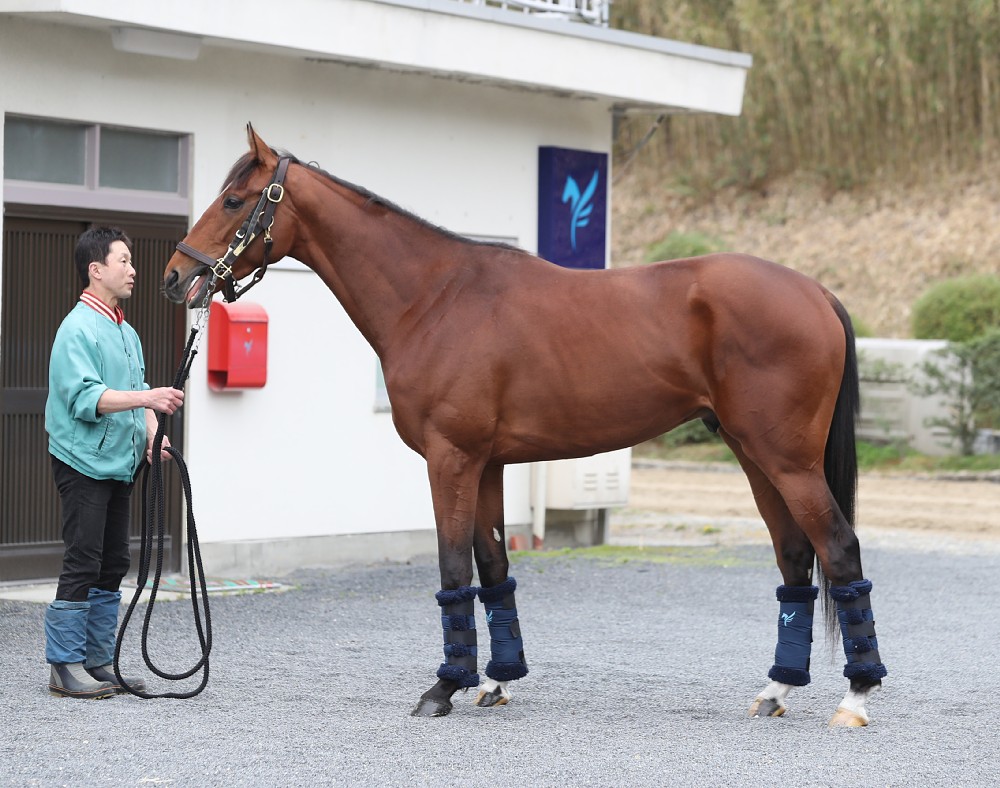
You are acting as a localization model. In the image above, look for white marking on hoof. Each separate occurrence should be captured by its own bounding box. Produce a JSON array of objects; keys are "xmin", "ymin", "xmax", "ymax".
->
[
  {"xmin": 829, "ymin": 706, "xmax": 868, "ymax": 727},
  {"xmin": 749, "ymin": 681, "xmax": 793, "ymax": 718},
  {"xmin": 475, "ymin": 677, "xmax": 511, "ymax": 707},
  {"xmin": 830, "ymin": 684, "xmax": 880, "ymax": 727}
]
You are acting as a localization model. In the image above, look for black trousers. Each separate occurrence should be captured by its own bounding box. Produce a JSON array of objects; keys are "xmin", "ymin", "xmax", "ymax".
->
[{"xmin": 51, "ymin": 456, "xmax": 133, "ymax": 602}]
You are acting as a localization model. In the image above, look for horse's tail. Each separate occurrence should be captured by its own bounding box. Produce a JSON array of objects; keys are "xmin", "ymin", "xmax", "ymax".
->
[{"xmin": 819, "ymin": 294, "xmax": 860, "ymax": 637}]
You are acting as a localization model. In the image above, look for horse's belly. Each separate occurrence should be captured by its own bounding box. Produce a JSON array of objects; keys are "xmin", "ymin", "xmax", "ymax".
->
[{"xmin": 490, "ymin": 380, "xmax": 701, "ymax": 464}]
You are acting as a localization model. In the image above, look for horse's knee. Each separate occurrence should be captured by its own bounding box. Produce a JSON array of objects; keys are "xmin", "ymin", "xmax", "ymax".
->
[{"xmin": 438, "ymin": 550, "xmax": 475, "ymax": 589}]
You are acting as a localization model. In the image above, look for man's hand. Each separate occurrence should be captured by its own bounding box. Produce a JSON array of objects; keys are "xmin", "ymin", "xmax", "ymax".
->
[
  {"xmin": 146, "ymin": 387, "xmax": 184, "ymax": 415},
  {"xmin": 146, "ymin": 433, "xmax": 173, "ymax": 464}
]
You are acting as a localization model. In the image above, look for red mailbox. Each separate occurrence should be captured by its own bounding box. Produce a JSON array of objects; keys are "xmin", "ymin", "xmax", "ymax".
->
[{"xmin": 207, "ymin": 301, "xmax": 268, "ymax": 390}]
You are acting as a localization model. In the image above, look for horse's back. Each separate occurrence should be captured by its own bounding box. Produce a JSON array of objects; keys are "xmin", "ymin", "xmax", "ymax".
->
[{"xmin": 507, "ymin": 251, "xmax": 845, "ymax": 365}]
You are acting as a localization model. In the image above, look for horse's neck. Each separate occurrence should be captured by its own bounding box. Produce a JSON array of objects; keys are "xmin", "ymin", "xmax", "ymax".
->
[{"xmin": 291, "ymin": 180, "xmax": 462, "ymax": 357}]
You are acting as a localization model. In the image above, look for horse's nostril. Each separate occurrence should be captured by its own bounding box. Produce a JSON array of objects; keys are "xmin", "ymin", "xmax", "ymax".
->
[{"xmin": 164, "ymin": 270, "xmax": 178, "ymax": 291}]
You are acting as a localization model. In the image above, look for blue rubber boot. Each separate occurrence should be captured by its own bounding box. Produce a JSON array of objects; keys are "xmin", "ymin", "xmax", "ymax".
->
[
  {"xmin": 44, "ymin": 601, "xmax": 116, "ymax": 699},
  {"xmin": 84, "ymin": 588, "xmax": 147, "ymax": 693},
  {"xmin": 85, "ymin": 588, "xmax": 121, "ymax": 669},
  {"xmin": 45, "ymin": 601, "xmax": 90, "ymax": 665}
]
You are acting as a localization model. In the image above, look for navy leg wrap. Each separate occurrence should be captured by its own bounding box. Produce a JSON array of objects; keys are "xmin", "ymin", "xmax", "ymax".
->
[
  {"xmin": 478, "ymin": 577, "xmax": 528, "ymax": 682},
  {"xmin": 767, "ymin": 584, "xmax": 818, "ymax": 686},
  {"xmin": 435, "ymin": 586, "xmax": 480, "ymax": 688},
  {"xmin": 829, "ymin": 579, "xmax": 888, "ymax": 683}
]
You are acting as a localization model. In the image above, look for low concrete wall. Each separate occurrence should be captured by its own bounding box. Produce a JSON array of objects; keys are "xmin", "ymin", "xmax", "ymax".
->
[
  {"xmin": 198, "ymin": 530, "xmax": 439, "ymax": 578},
  {"xmin": 857, "ymin": 338, "xmax": 957, "ymax": 455}
]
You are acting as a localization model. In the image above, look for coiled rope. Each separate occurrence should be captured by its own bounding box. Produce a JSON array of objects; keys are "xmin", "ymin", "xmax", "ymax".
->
[{"xmin": 114, "ymin": 303, "xmax": 213, "ymax": 699}]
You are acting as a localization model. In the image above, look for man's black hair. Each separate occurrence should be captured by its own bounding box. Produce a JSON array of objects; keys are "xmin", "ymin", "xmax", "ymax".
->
[{"xmin": 74, "ymin": 227, "xmax": 133, "ymax": 286}]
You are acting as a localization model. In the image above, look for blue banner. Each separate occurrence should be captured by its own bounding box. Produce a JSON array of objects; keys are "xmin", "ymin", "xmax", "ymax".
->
[{"xmin": 538, "ymin": 146, "xmax": 608, "ymax": 269}]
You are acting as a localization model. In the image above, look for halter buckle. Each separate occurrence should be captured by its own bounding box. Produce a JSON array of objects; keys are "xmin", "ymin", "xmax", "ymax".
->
[
  {"xmin": 212, "ymin": 257, "xmax": 233, "ymax": 278},
  {"xmin": 266, "ymin": 183, "xmax": 284, "ymax": 203}
]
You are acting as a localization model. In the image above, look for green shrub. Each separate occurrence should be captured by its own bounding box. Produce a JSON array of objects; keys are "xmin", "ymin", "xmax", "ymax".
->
[
  {"xmin": 644, "ymin": 230, "xmax": 724, "ymax": 263},
  {"xmin": 659, "ymin": 419, "xmax": 721, "ymax": 447},
  {"xmin": 912, "ymin": 275, "xmax": 1000, "ymax": 341},
  {"xmin": 855, "ymin": 439, "xmax": 913, "ymax": 470},
  {"xmin": 911, "ymin": 327, "xmax": 1000, "ymax": 454},
  {"xmin": 851, "ymin": 316, "xmax": 874, "ymax": 339}
]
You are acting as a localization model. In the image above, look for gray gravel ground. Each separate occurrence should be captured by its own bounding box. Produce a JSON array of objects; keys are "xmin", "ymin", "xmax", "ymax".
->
[{"xmin": 1, "ymin": 542, "xmax": 997, "ymax": 787}]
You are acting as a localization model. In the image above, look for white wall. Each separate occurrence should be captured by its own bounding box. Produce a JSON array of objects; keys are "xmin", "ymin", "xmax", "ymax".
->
[{"xmin": 1, "ymin": 16, "xmax": 611, "ymax": 547}]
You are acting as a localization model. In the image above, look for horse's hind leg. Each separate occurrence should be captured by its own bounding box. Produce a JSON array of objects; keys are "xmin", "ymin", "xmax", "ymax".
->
[
  {"xmin": 472, "ymin": 464, "xmax": 528, "ymax": 708},
  {"xmin": 758, "ymin": 467, "xmax": 887, "ymax": 726},
  {"xmin": 730, "ymin": 440, "xmax": 886, "ymax": 726},
  {"xmin": 719, "ymin": 430, "xmax": 820, "ymax": 720}
]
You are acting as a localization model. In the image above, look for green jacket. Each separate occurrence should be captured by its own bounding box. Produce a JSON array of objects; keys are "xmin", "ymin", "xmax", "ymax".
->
[{"xmin": 45, "ymin": 301, "xmax": 150, "ymax": 482}]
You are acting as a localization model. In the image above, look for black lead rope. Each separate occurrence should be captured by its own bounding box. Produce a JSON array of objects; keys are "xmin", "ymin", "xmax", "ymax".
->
[{"xmin": 114, "ymin": 324, "xmax": 212, "ymax": 699}]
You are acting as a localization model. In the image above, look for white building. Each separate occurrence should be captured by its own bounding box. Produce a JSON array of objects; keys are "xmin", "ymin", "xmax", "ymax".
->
[{"xmin": 0, "ymin": 0, "xmax": 750, "ymax": 581}]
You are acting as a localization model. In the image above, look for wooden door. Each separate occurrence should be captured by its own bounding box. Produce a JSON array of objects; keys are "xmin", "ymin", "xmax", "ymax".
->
[{"xmin": 0, "ymin": 211, "xmax": 187, "ymax": 582}]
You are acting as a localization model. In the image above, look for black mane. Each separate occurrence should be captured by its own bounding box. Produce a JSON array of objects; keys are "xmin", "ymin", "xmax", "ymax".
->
[{"xmin": 222, "ymin": 149, "xmax": 522, "ymax": 253}]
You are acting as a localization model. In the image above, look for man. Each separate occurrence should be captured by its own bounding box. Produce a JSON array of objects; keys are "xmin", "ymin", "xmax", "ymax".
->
[{"xmin": 43, "ymin": 227, "xmax": 184, "ymax": 699}]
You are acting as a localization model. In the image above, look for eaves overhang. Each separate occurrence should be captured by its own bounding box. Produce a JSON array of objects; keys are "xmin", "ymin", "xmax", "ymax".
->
[{"xmin": 0, "ymin": 0, "xmax": 752, "ymax": 116}]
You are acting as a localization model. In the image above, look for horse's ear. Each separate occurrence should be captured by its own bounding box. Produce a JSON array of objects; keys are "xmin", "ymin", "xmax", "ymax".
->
[{"xmin": 246, "ymin": 123, "xmax": 277, "ymax": 167}]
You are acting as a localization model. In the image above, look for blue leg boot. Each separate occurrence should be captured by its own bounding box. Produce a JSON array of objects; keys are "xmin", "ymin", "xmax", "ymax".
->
[
  {"xmin": 84, "ymin": 588, "xmax": 146, "ymax": 693},
  {"xmin": 830, "ymin": 579, "xmax": 888, "ymax": 684},
  {"xmin": 768, "ymin": 584, "xmax": 819, "ymax": 687},
  {"xmin": 750, "ymin": 584, "xmax": 818, "ymax": 718},
  {"xmin": 435, "ymin": 585, "xmax": 480, "ymax": 689},
  {"xmin": 478, "ymin": 577, "xmax": 528, "ymax": 684},
  {"xmin": 45, "ymin": 601, "xmax": 116, "ymax": 699},
  {"xmin": 411, "ymin": 586, "xmax": 480, "ymax": 717}
]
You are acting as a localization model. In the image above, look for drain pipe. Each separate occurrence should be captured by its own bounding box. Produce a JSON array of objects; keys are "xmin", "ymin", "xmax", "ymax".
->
[{"xmin": 531, "ymin": 461, "xmax": 547, "ymax": 549}]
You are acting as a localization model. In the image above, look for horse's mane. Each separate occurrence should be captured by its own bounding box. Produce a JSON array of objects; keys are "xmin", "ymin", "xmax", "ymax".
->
[{"xmin": 222, "ymin": 150, "xmax": 523, "ymax": 254}]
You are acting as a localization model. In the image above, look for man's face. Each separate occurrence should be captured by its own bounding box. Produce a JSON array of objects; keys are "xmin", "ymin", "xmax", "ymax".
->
[{"xmin": 93, "ymin": 240, "xmax": 135, "ymax": 301}]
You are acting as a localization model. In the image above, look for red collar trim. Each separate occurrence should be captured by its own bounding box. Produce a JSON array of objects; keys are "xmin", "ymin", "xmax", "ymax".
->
[{"xmin": 80, "ymin": 292, "xmax": 124, "ymax": 325}]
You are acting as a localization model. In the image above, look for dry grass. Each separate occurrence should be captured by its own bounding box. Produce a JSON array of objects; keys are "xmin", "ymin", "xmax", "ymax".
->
[{"xmin": 612, "ymin": 162, "xmax": 1000, "ymax": 337}]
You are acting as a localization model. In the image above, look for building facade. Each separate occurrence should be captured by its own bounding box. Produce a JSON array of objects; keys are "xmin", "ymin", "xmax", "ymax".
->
[{"xmin": 0, "ymin": 0, "xmax": 750, "ymax": 580}]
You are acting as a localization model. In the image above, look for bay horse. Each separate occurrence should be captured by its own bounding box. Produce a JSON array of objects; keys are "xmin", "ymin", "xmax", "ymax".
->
[{"xmin": 163, "ymin": 126, "xmax": 887, "ymax": 726}]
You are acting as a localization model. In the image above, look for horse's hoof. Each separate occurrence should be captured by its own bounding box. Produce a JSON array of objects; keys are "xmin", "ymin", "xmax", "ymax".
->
[
  {"xmin": 828, "ymin": 706, "xmax": 868, "ymax": 728},
  {"xmin": 748, "ymin": 697, "xmax": 786, "ymax": 718},
  {"xmin": 474, "ymin": 678, "xmax": 511, "ymax": 708},
  {"xmin": 410, "ymin": 697, "xmax": 453, "ymax": 717},
  {"xmin": 475, "ymin": 687, "xmax": 509, "ymax": 707}
]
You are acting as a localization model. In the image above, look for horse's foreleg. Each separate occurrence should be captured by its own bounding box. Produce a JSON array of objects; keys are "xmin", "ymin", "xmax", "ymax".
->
[
  {"xmin": 721, "ymin": 431, "xmax": 819, "ymax": 720},
  {"xmin": 472, "ymin": 464, "xmax": 528, "ymax": 709},
  {"xmin": 411, "ymin": 440, "xmax": 485, "ymax": 718}
]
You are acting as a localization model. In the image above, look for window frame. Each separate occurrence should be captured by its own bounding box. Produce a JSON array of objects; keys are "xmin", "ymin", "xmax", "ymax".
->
[{"xmin": 2, "ymin": 115, "xmax": 190, "ymax": 216}]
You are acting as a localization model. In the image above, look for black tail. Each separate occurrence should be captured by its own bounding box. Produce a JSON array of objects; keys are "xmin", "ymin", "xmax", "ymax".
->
[{"xmin": 819, "ymin": 296, "xmax": 860, "ymax": 636}]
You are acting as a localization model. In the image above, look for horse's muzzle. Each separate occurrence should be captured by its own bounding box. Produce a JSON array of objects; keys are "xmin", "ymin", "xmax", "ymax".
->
[{"xmin": 163, "ymin": 264, "xmax": 212, "ymax": 308}]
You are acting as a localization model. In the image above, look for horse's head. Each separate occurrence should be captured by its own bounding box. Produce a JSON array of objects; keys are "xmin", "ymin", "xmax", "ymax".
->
[{"xmin": 163, "ymin": 124, "xmax": 297, "ymax": 307}]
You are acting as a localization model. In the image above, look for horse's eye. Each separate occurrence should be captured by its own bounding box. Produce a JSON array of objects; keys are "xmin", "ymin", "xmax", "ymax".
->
[{"xmin": 223, "ymin": 196, "xmax": 244, "ymax": 211}]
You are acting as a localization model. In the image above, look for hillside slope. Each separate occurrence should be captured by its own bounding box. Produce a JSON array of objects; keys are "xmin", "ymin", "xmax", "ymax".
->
[{"xmin": 612, "ymin": 163, "xmax": 1000, "ymax": 338}]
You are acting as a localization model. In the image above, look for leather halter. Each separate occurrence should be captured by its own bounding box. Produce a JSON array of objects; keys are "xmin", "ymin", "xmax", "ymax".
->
[{"xmin": 175, "ymin": 156, "xmax": 291, "ymax": 303}]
